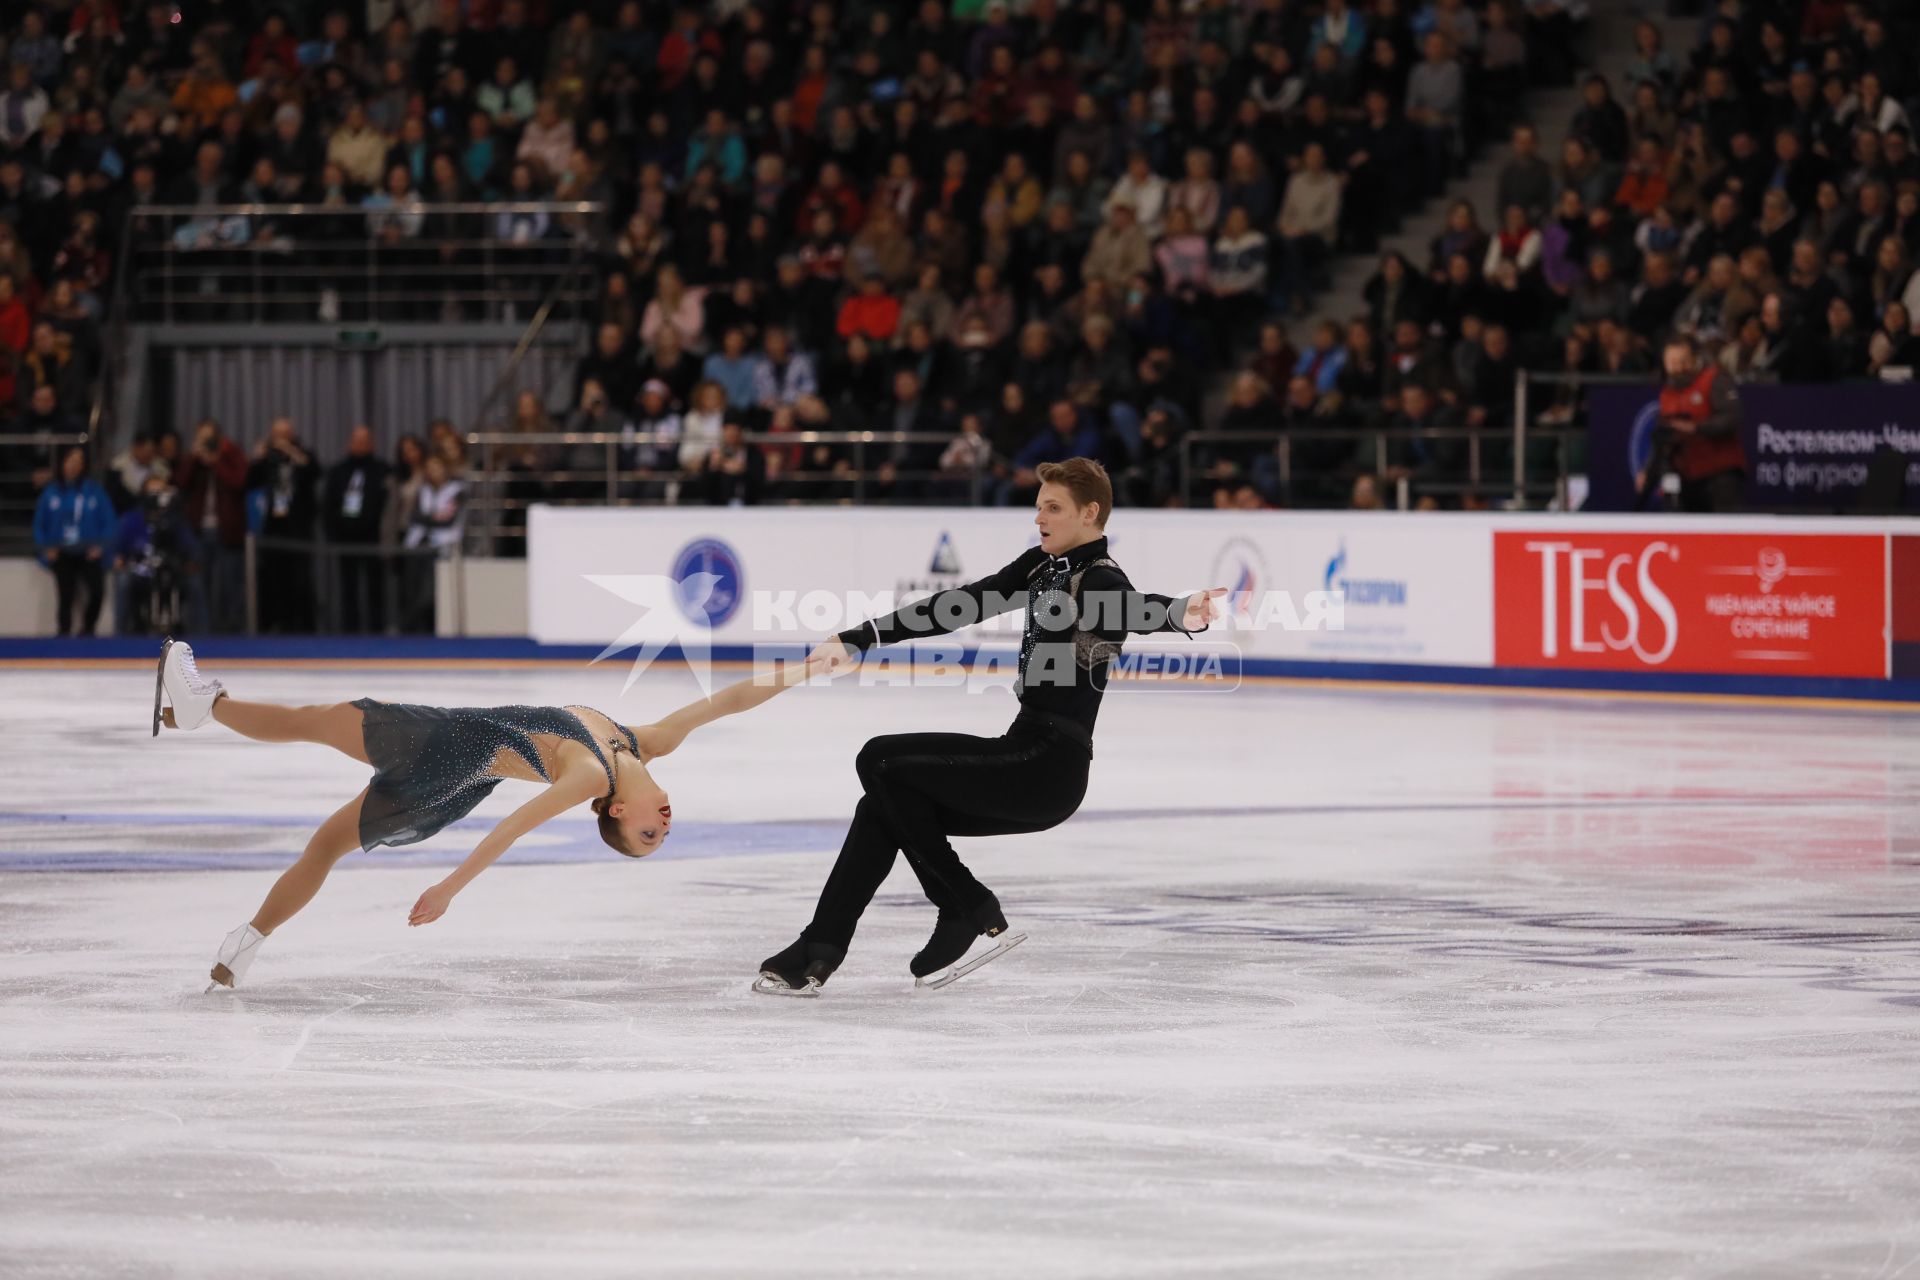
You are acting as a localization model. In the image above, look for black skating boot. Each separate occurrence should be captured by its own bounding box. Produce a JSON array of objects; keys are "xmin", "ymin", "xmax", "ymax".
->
[
  {"xmin": 911, "ymin": 894, "xmax": 1025, "ymax": 988},
  {"xmin": 753, "ymin": 934, "xmax": 846, "ymax": 998}
]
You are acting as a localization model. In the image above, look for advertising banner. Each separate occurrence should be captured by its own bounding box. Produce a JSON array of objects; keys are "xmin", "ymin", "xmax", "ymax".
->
[
  {"xmin": 532, "ymin": 509, "xmax": 1914, "ymax": 686},
  {"xmin": 528, "ymin": 507, "xmax": 1036, "ymax": 648},
  {"xmin": 1585, "ymin": 383, "xmax": 1920, "ymax": 512},
  {"xmin": 528, "ymin": 508, "xmax": 1499, "ymax": 667},
  {"xmin": 1493, "ymin": 530, "xmax": 1887, "ymax": 678},
  {"xmin": 1188, "ymin": 520, "xmax": 1493, "ymax": 665}
]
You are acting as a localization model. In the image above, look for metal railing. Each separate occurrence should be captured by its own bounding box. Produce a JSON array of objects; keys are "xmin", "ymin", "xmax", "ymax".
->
[
  {"xmin": 1176, "ymin": 422, "xmax": 1577, "ymax": 510},
  {"xmin": 243, "ymin": 533, "xmax": 458, "ymax": 638},
  {"xmin": 61, "ymin": 530, "xmax": 462, "ymax": 638},
  {"xmin": 123, "ymin": 201, "xmax": 608, "ymax": 326},
  {"xmin": 463, "ymin": 429, "xmax": 995, "ymax": 553},
  {"xmin": 1511, "ymin": 367, "xmax": 1660, "ymax": 503}
]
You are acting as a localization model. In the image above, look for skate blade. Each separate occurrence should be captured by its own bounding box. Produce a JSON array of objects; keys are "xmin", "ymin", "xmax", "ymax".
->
[
  {"xmin": 152, "ymin": 638, "xmax": 171, "ymax": 737},
  {"xmin": 915, "ymin": 932, "xmax": 1027, "ymax": 990},
  {"xmin": 208, "ymin": 963, "xmax": 235, "ymax": 991},
  {"xmin": 751, "ymin": 973, "xmax": 821, "ymax": 998}
]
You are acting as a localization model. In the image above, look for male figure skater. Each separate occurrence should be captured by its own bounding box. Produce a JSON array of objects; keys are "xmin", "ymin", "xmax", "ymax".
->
[{"xmin": 757, "ymin": 457, "xmax": 1224, "ymax": 995}]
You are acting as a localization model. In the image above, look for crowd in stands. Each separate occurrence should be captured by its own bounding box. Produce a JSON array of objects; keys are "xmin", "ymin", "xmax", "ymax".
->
[
  {"xmin": 2, "ymin": 0, "xmax": 1573, "ymax": 520},
  {"xmin": 4, "ymin": 0, "xmax": 1919, "ymax": 540}
]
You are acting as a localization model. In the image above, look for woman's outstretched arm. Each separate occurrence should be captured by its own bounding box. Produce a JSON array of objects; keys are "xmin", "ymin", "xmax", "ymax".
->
[
  {"xmin": 408, "ymin": 768, "xmax": 604, "ymax": 925},
  {"xmin": 627, "ymin": 652, "xmax": 828, "ymax": 761}
]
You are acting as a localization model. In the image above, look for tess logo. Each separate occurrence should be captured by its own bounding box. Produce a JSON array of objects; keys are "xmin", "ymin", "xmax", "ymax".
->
[
  {"xmin": 1521, "ymin": 539, "xmax": 1680, "ymax": 665},
  {"xmin": 1495, "ymin": 531, "xmax": 1885, "ymax": 679}
]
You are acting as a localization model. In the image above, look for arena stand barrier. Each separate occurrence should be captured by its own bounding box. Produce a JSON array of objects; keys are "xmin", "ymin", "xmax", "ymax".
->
[
  {"xmin": 124, "ymin": 201, "xmax": 608, "ymax": 327},
  {"xmin": 8, "ymin": 506, "xmax": 1917, "ymax": 704},
  {"xmin": 525, "ymin": 507, "xmax": 1920, "ymax": 703},
  {"xmin": 1174, "ymin": 425, "xmax": 1580, "ymax": 512},
  {"xmin": 463, "ymin": 430, "xmax": 996, "ymax": 554}
]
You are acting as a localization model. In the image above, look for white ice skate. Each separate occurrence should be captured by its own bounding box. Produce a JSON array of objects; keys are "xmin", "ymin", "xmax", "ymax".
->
[
  {"xmin": 155, "ymin": 638, "xmax": 225, "ymax": 734},
  {"xmin": 914, "ymin": 932, "xmax": 1028, "ymax": 990},
  {"xmin": 208, "ymin": 923, "xmax": 264, "ymax": 990}
]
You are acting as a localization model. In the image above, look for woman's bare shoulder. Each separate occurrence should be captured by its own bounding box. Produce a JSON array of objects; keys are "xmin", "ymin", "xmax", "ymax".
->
[{"xmin": 545, "ymin": 741, "xmax": 612, "ymax": 795}]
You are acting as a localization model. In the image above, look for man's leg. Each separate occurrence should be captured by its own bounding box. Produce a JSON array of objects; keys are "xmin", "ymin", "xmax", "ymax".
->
[
  {"xmin": 364, "ymin": 547, "xmax": 388, "ymax": 633},
  {"xmin": 80, "ymin": 558, "xmax": 105, "ymax": 634},
  {"xmin": 113, "ymin": 569, "xmax": 136, "ymax": 636},
  {"xmin": 339, "ymin": 552, "xmax": 367, "ymax": 633},
  {"xmin": 52, "ymin": 552, "xmax": 79, "ymax": 637},
  {"xmin": 862, "ymin": 731, "xmax": 1087, "ymax": 910},
  {"xmin": 214, "ymin": 544, "xmax": 244, "ymax": 632},
  {"xmin": 191, "ymin": 554, "xmax": 215, "ymax": 633},
  {"xmin": 804, "ymin": 794, "xmax": 905, "ymax": 950},
  {"xmin": 803, "ymin": 729, "xmax": 1091, "ymax": 950},
  {"xmin": 806, "ymin": 731, "xmax": 1014, "ymax": 949},
  {"xmin": 1708, "ymin": 470, "xmax": 1744, "ymax": 513}
]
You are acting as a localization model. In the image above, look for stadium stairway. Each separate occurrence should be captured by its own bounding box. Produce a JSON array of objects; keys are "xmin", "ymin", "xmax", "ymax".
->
[{"xmin": 1304, "ymin": 4, "xmax": 1646, "ymax": 342}]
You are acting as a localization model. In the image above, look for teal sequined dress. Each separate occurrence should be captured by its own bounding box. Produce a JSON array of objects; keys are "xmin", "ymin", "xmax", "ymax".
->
[{"xmin": 350, "ymin": 701, "xmax": 639, "ymax": 850}]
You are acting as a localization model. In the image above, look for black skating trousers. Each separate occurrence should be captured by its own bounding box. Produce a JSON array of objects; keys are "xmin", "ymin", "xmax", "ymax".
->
[{"xmin": 806, "ymin": 710, "xmax": 1092, "ymax": 949}]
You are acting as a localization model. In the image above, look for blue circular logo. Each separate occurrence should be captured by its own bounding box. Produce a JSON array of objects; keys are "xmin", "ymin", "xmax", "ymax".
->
[
  {"xmin": 1627, "ymin": 399, "xmax": 1663, "ymax": 479},
  {"xmin": 670, "ymin": 538, "xmax": 744, "ymax": 627}
]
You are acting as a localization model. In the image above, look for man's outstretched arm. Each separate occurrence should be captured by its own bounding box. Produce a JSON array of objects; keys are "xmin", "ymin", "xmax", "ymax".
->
[
  {"xmin": 830, "ymin": 548, "xmax": 1045, "ymax": 656},
  {"xmin": 1080, "ymin": 566, "xmax": 1226, "ymax": 636}
]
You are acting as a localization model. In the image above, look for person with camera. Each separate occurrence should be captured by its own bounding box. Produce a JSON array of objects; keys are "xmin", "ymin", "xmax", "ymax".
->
[
  {"xmin": 1638, "ymin": 335, "xmax": 1746, "ymax": 512},
  {"xmin": 401, "ymin": 453, "xmax": 466, "ymax": 633},
  {"xmin": 33, "ymin": 446, "xmax": 117, "ymax": 637},
  {"xmin": 564, "ymin": 378, "xmax": 631, "ymax": 503},
  {"xmin": 322, "ymin": 425, "xmax": 391, "ymax": 634},
  {"xmin": 700, "ymin": 418, "xmax": 765, "ymax": 506},
  {"xmin": 113, "ymin": 472, "xmax": 204, "ymax": 636},
  {"xmin": 174, "ymin": 419, "xmax": 250, "ymax": 632},
  {"xmin": 107, "ymin": 433, "xmax": 168, "ymax": 514},
  {"xmin": 247, "ymin": 417, "xmax": 322, "ymax": 633}
]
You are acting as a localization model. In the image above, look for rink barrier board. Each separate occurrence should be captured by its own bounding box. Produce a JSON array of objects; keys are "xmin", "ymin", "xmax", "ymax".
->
[
  {"xmin": 526, "ymin": 507, "xmax": 1920, "ymax": 684},
  {"xmin": 5, "ymin": 637, "xmax": 1920, "ymax": 709},
  {"xmin": 527, "ymin": 505, "xmax": 1498, "ymax": 666}
]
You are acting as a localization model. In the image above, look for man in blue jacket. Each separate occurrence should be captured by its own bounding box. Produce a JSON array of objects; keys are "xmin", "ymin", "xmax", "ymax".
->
[
  {"xmin": 1002, "ymin": 398, "xmax": 1104, "ymax": 504},
  {"xmin": 34, "ymin": 447, "xmax": 119, "ymax": 637}
]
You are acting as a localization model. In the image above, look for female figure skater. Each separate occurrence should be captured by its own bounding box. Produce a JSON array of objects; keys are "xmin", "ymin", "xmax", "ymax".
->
[{"xmin": 152, "ymin": 639, "xmax": 819, "ymax": 988}]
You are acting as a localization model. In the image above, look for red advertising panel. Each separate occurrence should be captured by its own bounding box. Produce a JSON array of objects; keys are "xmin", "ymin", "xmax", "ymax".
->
[
  {"xmin": 1494, "ymin": 532, "xmax": 1887, "ymax": 678},
  {"xmin": 1894, "ymin": 536, "xmax": 1920, "ymax": 680}
]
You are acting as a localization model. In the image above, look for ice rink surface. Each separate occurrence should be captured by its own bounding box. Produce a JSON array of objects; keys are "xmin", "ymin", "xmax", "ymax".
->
[{"xmin": 2, "ymin": 660, "xmax": 1919, "ymax": 1279}]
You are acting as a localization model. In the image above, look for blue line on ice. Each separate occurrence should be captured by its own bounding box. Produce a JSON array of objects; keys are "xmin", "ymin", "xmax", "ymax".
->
[{"xmin": 0, "ymin": 792, "xmax": 1887, "ymax": 872}]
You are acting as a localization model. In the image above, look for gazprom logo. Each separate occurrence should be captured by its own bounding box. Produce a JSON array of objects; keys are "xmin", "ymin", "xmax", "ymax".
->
[{"xmin": 1324, "ymin": 539, "xmax": 1407, "ymax": 607}]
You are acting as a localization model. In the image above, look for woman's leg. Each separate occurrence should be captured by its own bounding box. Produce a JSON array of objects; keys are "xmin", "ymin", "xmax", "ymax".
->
[
  {"xmin": 208, "ymin": 698, "xmax": 370, "ymax": 764},
  {"xmin": 250, "ymin": 788, "xmax": 367, "ymax": 935}
]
